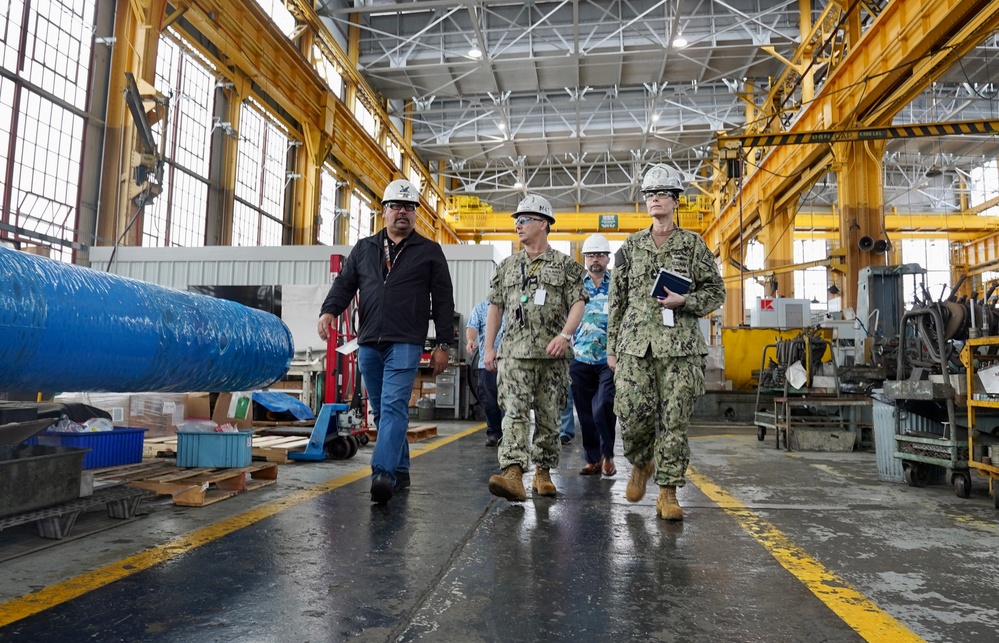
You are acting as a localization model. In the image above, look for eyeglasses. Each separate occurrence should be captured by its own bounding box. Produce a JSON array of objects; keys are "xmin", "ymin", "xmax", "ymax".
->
[
  {"xmin": 514, "ymin": 216, "xmax": 545, "ymax": 226},
  {"xmin": 643, "ymin": 190, "xmax": 676, "ymax": 200},
  {"xmin": 386, "ymin": 202, "xmax": 417, "ymax": 212},
  {"xmin": 583, "ymin": 252, "xmax": 609, "ymax": 258}
]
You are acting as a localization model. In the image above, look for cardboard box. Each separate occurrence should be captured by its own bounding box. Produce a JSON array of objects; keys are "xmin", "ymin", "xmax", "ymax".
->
[
  {"xmin": 185, "ymin": 393, "xmax": 212, "ymax": 420},
  {"xmin": 212, "ymin": 392, "xmax": 254, "ymax": 430}
]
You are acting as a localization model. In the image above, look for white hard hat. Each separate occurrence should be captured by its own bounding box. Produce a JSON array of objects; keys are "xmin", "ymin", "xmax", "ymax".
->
[
  {"xmin": 641, "ymin": 164, "xmax": 684, "ymax": 193},
  {"xmin": 581, "ymin": 234, "xmax": 611, "ymax": 254},
  {"xmin": 382, "ymin": 179, "xmax": 420, "ymax": 204},
  {"xmin": 512, "ymin": 194, "xmax": 555, "ymax": 224}
]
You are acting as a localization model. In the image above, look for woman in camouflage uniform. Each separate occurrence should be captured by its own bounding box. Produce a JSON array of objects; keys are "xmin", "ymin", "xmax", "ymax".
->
[{"xmin": 606, "ymin": 164, "xmax": 726, "ymax": 520}]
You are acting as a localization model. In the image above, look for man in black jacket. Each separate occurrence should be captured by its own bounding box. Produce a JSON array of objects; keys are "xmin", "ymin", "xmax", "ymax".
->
[{"xmin": 318, "ymin": 179, "xmax": 455, "ymax": 504}]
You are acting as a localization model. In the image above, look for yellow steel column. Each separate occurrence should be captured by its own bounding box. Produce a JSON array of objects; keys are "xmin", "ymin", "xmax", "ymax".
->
[
  {"xmin": 834, "ymin": 140, "xmax": 888, "ymax": 310},
  {"xmin": 216, "ymin": 72, "xmax": 247, "ymax": 246},
  {"xmin": 720, "ymin": 241, "xmax": 744, "ymax": 327},
  {"xmin": 799, "ymin": 0, "xmax": 814, "ymax": 104},
  {"xmin": 761, "ymin": 202, "xmax": 795, "ymax": 297},
  {"xmin": 96, "ymin": 0, "xmax": 167, "ymax": 247}
]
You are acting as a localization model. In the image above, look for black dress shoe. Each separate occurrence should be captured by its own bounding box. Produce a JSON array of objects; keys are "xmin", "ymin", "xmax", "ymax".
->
[
  {"xmin": 394, "ymin": 470, "xmax": 411, "ymax": 492},
  {"xmin": 559, "ymin": 435, "xmax": 572, "ymax": 445},
  {"xmin": 485, "ymin": 435, "xmax": 500, "ymax": 447},
  {"xmin": 370, "ymin": 473, "xmax": 393, "ymax": 504}
]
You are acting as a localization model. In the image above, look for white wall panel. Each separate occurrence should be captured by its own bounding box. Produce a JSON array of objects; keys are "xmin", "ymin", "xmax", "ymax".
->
[{"xmin": 89, "ymin": 244, "xmax": 501, "ymax": 356}]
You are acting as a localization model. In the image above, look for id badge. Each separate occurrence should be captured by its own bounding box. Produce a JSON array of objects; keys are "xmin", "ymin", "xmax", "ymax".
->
[
  {"xmin": 534, "ymin": 288, "xmax": 547, "ymax": 305},
  {"xmin": 662, "ymin": 308, "xmax": 675, "ymax": 327}
]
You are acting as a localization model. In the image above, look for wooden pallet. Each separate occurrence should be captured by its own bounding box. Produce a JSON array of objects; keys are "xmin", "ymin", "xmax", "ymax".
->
[
  {"xmin": 142, "ymin": 434, "xmax": 310, "ymax": 463},
  {"xmin": 366, "ymin": 424, "xmax": 438, "ymax": 444},
  {"xmin": 94, "ymin": 460, "xmax": 278, "ymax": 507}
]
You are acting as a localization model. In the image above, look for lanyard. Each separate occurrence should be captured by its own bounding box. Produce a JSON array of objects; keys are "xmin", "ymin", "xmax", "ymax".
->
[
  {"xmin": 520, "ymin": 258, "xmax": 543, "ymax": 292},
  {"xmin": 382, "ymin": 236, "xmax": 407, "ymax": 279}
]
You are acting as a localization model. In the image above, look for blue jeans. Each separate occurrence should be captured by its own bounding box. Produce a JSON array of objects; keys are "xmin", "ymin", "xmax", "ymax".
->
[
  {"xmin": 358, "ymin": 343, "xmax": 422, "ymax": 484},
  {"xmin": 561, "ymin": 386, "xmax": 575, "ymax": 438}
]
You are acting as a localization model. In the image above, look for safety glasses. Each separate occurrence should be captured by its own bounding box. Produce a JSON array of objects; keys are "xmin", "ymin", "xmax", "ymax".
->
[
  {"xmin": 387, "ymin": 202, "xmax": 417, "ymax": 212},
  {"xmin": 514, "ymin": 216, "xmax": 546, "ymax": 226}
]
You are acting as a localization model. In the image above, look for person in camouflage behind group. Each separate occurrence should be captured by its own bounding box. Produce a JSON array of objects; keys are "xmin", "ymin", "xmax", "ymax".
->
[
  {"xmin": 606, "ymin": 164, "xmax": 726, "ymax": 521},
  {"xmin": 483, "ymin": 194, "xmax": 587, "ymax": 501}
]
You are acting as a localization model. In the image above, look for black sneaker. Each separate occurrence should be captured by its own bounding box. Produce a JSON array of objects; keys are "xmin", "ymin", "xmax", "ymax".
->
[
  {"xmin": 370, "ymin": 473, "xmax": 393, "ymax": 504},
  {"xmin": 485, "ymin": 435, "xmax": 500, "ymax": 447},
  {"xmin": 559, "ymin": 434, "xmax": 572, "ymax": 445},
  {"xmin": 394, "ymin": 470, "xmax": 411, "ymax": 492}
]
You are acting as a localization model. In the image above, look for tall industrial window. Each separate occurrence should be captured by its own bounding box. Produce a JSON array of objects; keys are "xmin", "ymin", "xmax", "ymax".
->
[
  {"xmin": 971, "ymin": 160, "xmax": 999, "ymax": 216},
  {"xmin": 313, "ymin": 45, "xmax": 344, "ymax": 101},
  {"xmin": 233, "ymin": 99, "xmax": 289, "ymax": 246},
  {"xmin": 318, "ymin": 166, "xmax": 341, "ymax": 245},
  {"xmin": 384, "ymin": 137, "xmax": 401, "ymax": 169},
  {"xmin": 253, "ymin": 0, "xmax": 296, "ymax": 38},
  {"xmin": 354, "ymin": 97, "xmax": 378, "ymax": 139},
  {"xmin": 347, "ymin": 190, "xmax": 371, "ymax": 246},
  {"xmin": 743, "ymin": 240, "xmax": 765, "ymax": 312},
  {"xmin": 0, "ymin": 0, "xmax": 96, "ymax": 261},
  {"xmin": 793, "ymin": 239, "xmax": 828, "ymax": 305},
  {"xmin": 145, "ymin": 32, "xmax": 215, "ymax": 247},
  {"xmin": 902, "ymin": 239, "xmax": 951, "ymax": 303}
]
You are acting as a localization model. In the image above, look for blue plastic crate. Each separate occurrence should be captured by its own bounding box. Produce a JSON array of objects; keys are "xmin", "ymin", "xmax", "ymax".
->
[
  {"xmin": 27, "ymin": 427, "xmax": 147, "ymax": 470},
  {"xmin": 176, "ymin": 431, "xmax": 253, "ymax": 468}
]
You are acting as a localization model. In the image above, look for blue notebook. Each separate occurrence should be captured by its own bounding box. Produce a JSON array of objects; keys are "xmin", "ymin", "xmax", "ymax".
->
[{"xmin": 650, "ymin": 268, "xmax": 692, "ymax": 297}]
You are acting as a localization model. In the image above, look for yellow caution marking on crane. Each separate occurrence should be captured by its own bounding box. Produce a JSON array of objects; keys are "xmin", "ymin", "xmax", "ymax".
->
[
  {"xmin": 0, "ymin": 423, "xmax": 486, "ymax": 628},
  {"xmin": 687, "ymin": 466, "xmax": 925, "ymax": 643}
]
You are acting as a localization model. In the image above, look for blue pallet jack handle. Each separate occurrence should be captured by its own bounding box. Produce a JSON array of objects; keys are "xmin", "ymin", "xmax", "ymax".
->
[{"xmin": 289, "ymin": 402, "xmax": 350, "ymax": 461}]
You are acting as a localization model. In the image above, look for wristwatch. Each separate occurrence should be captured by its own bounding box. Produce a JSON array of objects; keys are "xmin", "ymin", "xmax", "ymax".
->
[{"xmin": 559, "ymin": 332, "xmax": 572, "ymax": 342}]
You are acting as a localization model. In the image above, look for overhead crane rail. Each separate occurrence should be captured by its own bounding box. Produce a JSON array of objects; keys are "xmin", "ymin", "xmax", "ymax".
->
[{"xmin": 717, "ymin": 118, "xmax": 999, "ymax": 150}]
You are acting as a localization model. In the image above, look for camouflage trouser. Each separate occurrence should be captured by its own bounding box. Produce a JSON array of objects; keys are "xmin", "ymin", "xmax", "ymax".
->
[
  {"xmin": 613, "ymin": 351, "xmax": 705, "ymax": 487},
  {"xmin": 497, "ymin": 357, "xmax": 570, "ymax": 470}
]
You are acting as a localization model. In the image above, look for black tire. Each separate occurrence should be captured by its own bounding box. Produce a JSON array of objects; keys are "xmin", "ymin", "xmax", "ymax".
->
[
  {"xmin": 346, "ymin": 435, "xmax": 359, "ymax": 459},
  {"xmin": 757, "ymin": 427, "xmax": 766, "ymax": 441},
  {"xmin": 358, "ymin": 432, "xmax": 370, "ymax": 446},
  {"xmin": 325, "ymin": 436, "xmax": 351, "ymax": 460},
  {"xmin": 903, "ymin": 463, "xmax": 929, "ymax": 488},
  {"xmin": 953, "ymin": 472, "xmax": 972, "ymax": 498}
]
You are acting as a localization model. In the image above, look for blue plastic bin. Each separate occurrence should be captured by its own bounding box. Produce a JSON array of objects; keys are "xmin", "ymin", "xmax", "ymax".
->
[
  {"xmin": 176, "ymin": 431, "xmax": 253, "ymax": 468},
  {"xmin": 27, "ymin": 427, "xmax": 147, "ymax": 470}
]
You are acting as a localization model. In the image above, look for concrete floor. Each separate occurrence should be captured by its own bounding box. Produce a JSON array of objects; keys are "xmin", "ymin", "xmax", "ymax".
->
[{"xmin": 1, "ymin": 419, "xmax": 998, "ymax": 642}]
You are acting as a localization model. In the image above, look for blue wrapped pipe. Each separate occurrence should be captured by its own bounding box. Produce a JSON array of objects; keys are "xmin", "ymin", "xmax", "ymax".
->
[{"xmin": 0, "ymin": 247, "xmax": 294, "ymax": 393}]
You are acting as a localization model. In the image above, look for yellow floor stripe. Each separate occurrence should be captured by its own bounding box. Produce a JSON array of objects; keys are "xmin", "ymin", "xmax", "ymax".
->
[
  {"xmin": 687, "ymin": 466, "xmax": 924, "ymax": 643},
  {"xmin": 0, "ymin": 423, "xmax": 485, "ymax": 628}
]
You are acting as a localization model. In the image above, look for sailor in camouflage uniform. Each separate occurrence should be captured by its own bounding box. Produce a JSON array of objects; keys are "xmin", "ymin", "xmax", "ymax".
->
[
  {"xmin": 483, "ymin": 195, "xmax": 588, "ymax": 501},
  {"xmin": 606, "ymin": 164, "xmax": 726, "ymax": 520}
]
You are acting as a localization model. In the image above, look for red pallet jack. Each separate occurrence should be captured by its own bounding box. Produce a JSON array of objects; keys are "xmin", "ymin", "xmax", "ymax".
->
[{"xmin": 290, "ymin": 255, "xmax": 368, "ymax": 461}]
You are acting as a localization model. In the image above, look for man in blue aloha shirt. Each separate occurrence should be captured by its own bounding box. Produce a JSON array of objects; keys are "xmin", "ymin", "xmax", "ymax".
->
[
  {"xmin": 466, "ymin": 299, "xmax": 505, "ymax": 446},
  {"xmin": 571, "ymin": 234, "xmax": 617, "ymax": 477}
]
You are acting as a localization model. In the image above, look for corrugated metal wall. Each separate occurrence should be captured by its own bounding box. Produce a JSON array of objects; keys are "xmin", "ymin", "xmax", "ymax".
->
[{"xmin": 88, "ymin": 245, "xmax": 500, "ymax": 328}]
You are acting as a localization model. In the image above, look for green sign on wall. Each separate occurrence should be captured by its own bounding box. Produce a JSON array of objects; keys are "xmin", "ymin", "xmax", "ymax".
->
[{"xmin": 598, "ymin": 215, "xmax": 618, "ymax": 230}]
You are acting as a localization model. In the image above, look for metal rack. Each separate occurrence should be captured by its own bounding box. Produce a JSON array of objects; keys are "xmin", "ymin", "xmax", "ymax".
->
[
  {"xmin": 885, "ymin": 306, "xmax": 969, "ymax": 492},
  {"xmin": 961, "ymin": 337, "xmax": 999, "ymax": 509}
]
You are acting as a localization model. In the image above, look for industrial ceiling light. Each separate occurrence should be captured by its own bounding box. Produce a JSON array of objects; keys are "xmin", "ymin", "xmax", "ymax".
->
[
  {"xmin": 673, "ymin": 33, "xmax": 688, "ymax": 48},
  {"xmin": 468, "ymin": 47, "xmax": 482, "ymax": 59},
  {"xmin": 925, "ymin": 164, "xmax": 943, "ymax": 178},
  {"xmin": 514, "ymin": 180, "xmax": 524, "ymax": 189}
]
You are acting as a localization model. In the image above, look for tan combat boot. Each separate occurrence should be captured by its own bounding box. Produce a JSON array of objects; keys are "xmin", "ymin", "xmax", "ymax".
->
[
  {"xmin": 656, "ymin": 485, "xmax": 684, "ymax": 521},
  {"xmin": 532, "ymin": 468, "xmax": 557, "ymax": 497},
  {"xmin": 488, "ymin": 464, "xmax": 527, "ymax": 501},
  {"xmin": 625, "ymin": 461, "xmax": 655, "ymax": 502}
]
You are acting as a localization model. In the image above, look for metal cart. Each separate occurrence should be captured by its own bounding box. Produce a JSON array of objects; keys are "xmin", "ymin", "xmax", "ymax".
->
[
  {"xmin": 961, "ymin": 337, "xmax": 999, "ymax": 508},
  {"xmin": 885, "ymin": 306, "xmax": 969, "ymax": 493}
]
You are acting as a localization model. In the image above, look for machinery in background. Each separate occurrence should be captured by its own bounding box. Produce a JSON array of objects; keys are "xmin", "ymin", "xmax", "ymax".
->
[{"xmin": 290, "ymin": 255, "xmax": 368, "ymax": 462}]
